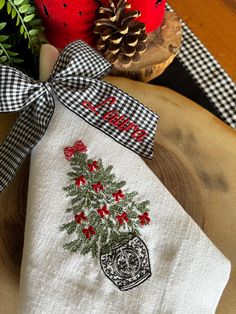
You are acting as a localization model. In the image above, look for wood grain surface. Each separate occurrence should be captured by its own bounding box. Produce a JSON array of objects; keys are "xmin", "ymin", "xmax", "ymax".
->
[
  {"xmin": 0, "ymin": 114, "xmax": 29, "ymax": 314},
  {"xmin": 1, "ymin": 1, "xmax": 236, "ymax": 313},
  {"xmin": 168, "ymin": 0, "xmax": 236, "ymax": 81},
  {"xmin": 106, "ymin": 77, "xmax": 236, "ymax": 314},
  {"xmin": 223, "ymin": 0, "xmax": 236, "ymax": 13}
]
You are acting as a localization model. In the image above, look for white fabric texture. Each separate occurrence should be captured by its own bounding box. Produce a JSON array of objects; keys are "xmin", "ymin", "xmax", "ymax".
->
[{"xmin": 19, "ymin": 99, "xmax": 230, "ymax": 314}]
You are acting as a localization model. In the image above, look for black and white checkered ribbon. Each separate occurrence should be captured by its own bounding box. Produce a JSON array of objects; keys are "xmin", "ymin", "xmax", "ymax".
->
[
  {"xmin": 166, "ymin": 3, "xmax": 236, "ymax": 128},
  {"xmin": 0, "ymin": 40, "xmax": 158, "ymax": 192}
]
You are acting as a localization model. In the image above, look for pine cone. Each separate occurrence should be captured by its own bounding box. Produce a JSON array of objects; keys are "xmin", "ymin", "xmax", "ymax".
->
[{"xmin": 94, "ymin": 0, "xmax": 147, "ymax": 67}]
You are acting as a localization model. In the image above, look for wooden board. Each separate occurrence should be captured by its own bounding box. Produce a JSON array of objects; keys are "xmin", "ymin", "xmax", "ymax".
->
[
  {"xmin": 1, "ymin": 72, "xmax": 236, "ymax": 312},
  {"xmin": 106, "ymin": 77, "xmax": 236, "ymax": 314},
  {"xmin": 168, "ymin": 0, "xmax": 236, "ymax": 81},
  {"xmin": 0, "ymin": 114, "xmax": 28, "ymax": 313}
]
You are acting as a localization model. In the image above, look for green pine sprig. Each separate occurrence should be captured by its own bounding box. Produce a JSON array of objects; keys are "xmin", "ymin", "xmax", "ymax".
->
[
  {"xmin": 0, "ymin": 0, "xmax": 43, "ymax": 65},
  {"xmin": 61, "ymin": 149, "xmax": 151, "ymax": 258},
  {"xmin": 0, "ymin": 21, "xmax": 23, "ymax": 64}
]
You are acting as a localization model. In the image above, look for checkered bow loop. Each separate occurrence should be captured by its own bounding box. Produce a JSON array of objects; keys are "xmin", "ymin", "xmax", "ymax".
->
[{"xmin": 0, "ymin": 40, "xmax": 158, "ymax": 192}]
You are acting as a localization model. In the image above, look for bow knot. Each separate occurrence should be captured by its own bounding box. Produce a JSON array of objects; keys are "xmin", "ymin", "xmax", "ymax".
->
[
  {"xmin": 138, "ymin": 212, "xmax": 151, "ymax": 226},
  {"xmin": 116, "ymin": 212, "xmax": 129, "ymax": 225},
  {"xmin": 112, "ymin": 190, "xmax": 125, "ymax": 202},
  {"xmin": 0, "ymin": 40, "xmax": 158, "ymax": 193},
  {"xmin": 43, "ymin": 81, "xmax": 53, "ymax": 93},
  {"xmin": 75, "ymin": 175, "xmax": 87, "ymax": 187},
  {"xmin": 88, "ymin": 160, "xmax": 99, "ymax": 172},
  {"xmin": 83, "ymin": 225, "xmax": 96, "ymax": 239},
  {"xmin": 92, "ymin": 182, "xmax": 104, "ymax": 193},
  {"xmin": 75, "ymin": 212, "xmax": 88, "ymax": 224},
  {"xmin": 64, "ymin": 140, "xmax": 87, "ymax": 160},
  {"xmin": 97, "ymin": 205, "xmax": 110, "ymax": 218}
]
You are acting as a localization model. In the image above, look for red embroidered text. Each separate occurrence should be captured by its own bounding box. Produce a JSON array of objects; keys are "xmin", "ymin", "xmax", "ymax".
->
[{"xmin": 82, "ymin": 97, "xmax": 148, "ymax": 143}]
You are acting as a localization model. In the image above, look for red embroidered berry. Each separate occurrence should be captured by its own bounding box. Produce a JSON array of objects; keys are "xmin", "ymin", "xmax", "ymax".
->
[
  {"xmin": 75, "ymin": 212, "xmax": 87, "ymax": 224},
  {"xmin": 75, "ymin": 175, "xmax": 86, "ymax": 187},
  {"xmin": 138, "ymin": 212, "xmax": 151, "ymax": 226}
]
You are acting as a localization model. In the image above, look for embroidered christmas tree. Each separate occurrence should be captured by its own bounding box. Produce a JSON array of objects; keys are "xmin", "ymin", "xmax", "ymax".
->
[{"xmin": 60, "ymin": 140, "xmax": 151, "ymax": 258}]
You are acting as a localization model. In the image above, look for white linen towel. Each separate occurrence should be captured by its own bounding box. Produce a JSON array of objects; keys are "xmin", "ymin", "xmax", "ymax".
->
[{"xmin": 18, "ymin": 96, "xmax": 230, "ymax": 314}]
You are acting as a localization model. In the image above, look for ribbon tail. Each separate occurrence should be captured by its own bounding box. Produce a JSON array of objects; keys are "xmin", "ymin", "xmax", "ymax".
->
[{"xmin": 0, "ymin": 94, "xmax": 54, "ymax": 193}]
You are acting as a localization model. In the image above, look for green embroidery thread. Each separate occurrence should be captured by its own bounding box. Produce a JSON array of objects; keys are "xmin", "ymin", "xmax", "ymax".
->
[{"xmin": 60, "ymin": 140, "xmax": 151, "ymax": 258}]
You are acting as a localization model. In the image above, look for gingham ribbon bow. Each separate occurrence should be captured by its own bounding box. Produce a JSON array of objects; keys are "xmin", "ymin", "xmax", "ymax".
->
[{"xmin": 0, "ymin": 41, "xmax": 158, "ymax": 192}]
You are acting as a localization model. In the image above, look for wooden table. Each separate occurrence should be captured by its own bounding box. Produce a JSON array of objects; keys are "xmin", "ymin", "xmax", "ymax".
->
[
  {"xmin": 0, "ymin": 1, "xmax": 236, "ymax": 313},
  {"xmin": 165, "ymin": 4, "xmax": 236, "ymax": 313},
  {"xmin": 168, "ymin": 0, "xmax": 236, "ymax": 81}
]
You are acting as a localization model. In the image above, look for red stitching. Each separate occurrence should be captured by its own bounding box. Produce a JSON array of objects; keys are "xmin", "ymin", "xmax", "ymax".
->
[
  {"xmin": 62, "ymin": 139, "xmax": 153, "ymax": 290},
  {"xmin": 92, "ymin": 182, "xmax": 104, "ymax": 193},
  {"xmin": 97, "ymin": 205, "xmax": 110, "ymax": 218},
  {"xmin": 64, "ymin": 140, "xmax": 87, "ymax": 160},
  {"xmin": 75, "ymin": 175, "xmax": 86, "ymax": 187},
  {"xmin": 81, "ymin": 97, "xmax": 148, "ymax": 143},
  {"xmin": 82, "ymin": 96, "xmax": 116, "ymax": 115},
  {"xmin": 116, "ymin": 212, "xmax": 129, "ymax": 225},
  {"xmin": 88, "ymin": 160, "xmax": 99, "ymax": 172},
  {"xmin": 118, "ymin": 120, "xmax": 138, "ymax": 132},
  {"xmin": 112, "ymin": 190, "xmax": 125, "ymax": 202},
  {"xmin": 83, "ymin": 225, "xmax": 96, "ymax": 239},
  {"xmin": 131, "ymin": 129, "xmax": 148, "ymax": 142},
  {"xmin": 73, "ymin": 141, "xmax": 87, "ymax": 153},
  {"xmin": 75, "ymin": 212, "xmax": 88, "ymax": 224},
  {"xmin": 138, "ymin": 212, "xmax": 151, "ymax": 226}
]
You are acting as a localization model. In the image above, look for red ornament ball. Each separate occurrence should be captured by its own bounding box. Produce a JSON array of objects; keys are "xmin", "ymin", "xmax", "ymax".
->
[{"xmin": 34, "ymin": 0, "xmax": 99, "ymax": 49}]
